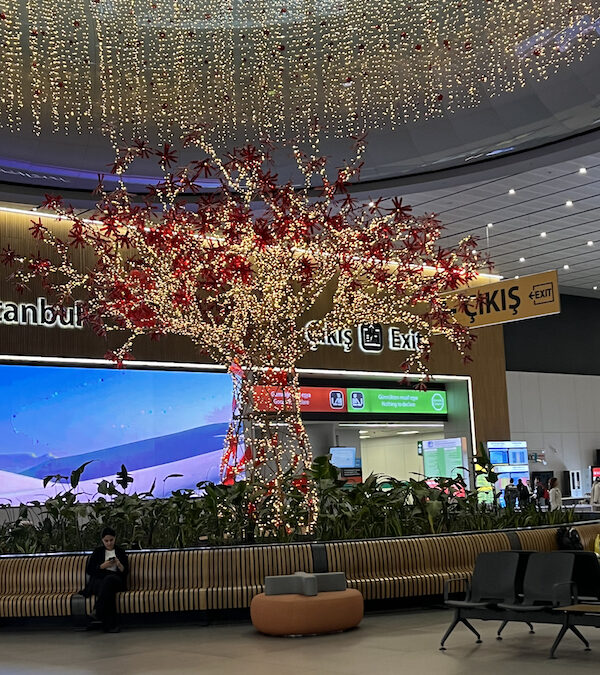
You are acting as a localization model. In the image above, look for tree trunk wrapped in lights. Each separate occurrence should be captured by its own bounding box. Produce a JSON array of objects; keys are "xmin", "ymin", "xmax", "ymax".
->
[{"xmin": 3, "ymin": 134, "xmax": 489, "ymax": 534}]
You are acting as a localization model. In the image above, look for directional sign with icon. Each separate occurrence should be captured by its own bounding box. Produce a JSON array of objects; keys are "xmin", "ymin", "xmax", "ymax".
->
[{"xmin": 451, "ymin": 270, "xmax": 560, "ymax": 328}]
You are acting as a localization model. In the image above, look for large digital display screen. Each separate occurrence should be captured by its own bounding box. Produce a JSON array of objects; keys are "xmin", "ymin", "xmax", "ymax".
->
[{"xmin": 0, "ymin": 363, "xmax": 233, "ymax": 504}]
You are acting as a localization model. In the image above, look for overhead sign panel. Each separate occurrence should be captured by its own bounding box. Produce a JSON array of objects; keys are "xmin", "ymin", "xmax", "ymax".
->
[
  {"xmin": 254, "ymin": 385, "xmax": 447, "ymax": 415},
  {"xmin": 452, "ymin": 270, "xmax": 560, "ymax": 328},
  {"xmin": 346, "ymin": 388, "xmax": 447, "ymax": 415}
]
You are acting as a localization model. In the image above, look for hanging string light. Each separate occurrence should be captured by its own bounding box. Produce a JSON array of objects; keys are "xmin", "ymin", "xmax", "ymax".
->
[{"xmin": 0, "ymin": 0, "xmax": 598, "ymax": 142}]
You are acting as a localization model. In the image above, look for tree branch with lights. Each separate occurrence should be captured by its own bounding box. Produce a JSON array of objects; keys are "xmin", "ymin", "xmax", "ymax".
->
[{"xmin": 3, "ymin": 133, "xmax": 489, "ymax": 534}]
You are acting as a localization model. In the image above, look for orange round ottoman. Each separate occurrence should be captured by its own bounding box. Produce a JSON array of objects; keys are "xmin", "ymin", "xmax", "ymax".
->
[{"xmin": 250, "ymin": 589, "xmax": 364, "ymax": 636}]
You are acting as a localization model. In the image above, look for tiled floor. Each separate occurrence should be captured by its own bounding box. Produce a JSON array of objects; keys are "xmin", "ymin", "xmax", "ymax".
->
[{"xmin": 0, "ymin": 608, "xmax": 597, "ymax": 674}]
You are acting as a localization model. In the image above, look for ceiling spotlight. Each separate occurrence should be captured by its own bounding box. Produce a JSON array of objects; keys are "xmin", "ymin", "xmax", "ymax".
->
[
  {"xmin": 368, "ymin": 201, "xmax": 375, "ymax": 207},
  {"xmin": 563, "ymin": 264, "xmax": 570, "ymax": 270},
  {"xmin": 515, "ymin": 275, "xmax": 520, "ymax": 279},
  {"xmin": 565, "ymin": 200, "xmax": 573, "ymax": 207},
  {"xmin": 486, "ymin": 223, "xmax": 493, "ymax": 228},
  {"xmin": 540, "ymin": 232, "xmax": 547, "ymax": 238},
  {"xmin": 594, "ymin": 286, "xmax": 598, "ymax": 290},
  {"xmin": 579, "ymin": 167, "xmax": 587, "ymax": 174},
  {"xmin": 508, "ymin": 188, "xmax": 516, "ymax": 195},
  {"xmin": 519, "ymin": 257, "xmax": 525, "ymax": 262},
  {"xmin": 587, "ymin": 240, "xmax": 594, "ymax": 246}
]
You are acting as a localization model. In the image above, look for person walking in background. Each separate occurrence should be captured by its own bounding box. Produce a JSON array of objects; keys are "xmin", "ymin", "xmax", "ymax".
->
[
  {"xmin": 534, "ymin": 477, "xmax": 546, "ymax": 509},
  {"xmin": 504, "ymin": 478, "xmax": 518, "ymax": 509},
  {"xmin": 548, "ymin": 477, "xmax": 562, "ymax": 511},
  {"xmin": 81, "ymin": 527, "xmax": 129, "ymax": 633},
  {"xmin": 516, "ymin": 478, "xmax": 529, "ymax": 508}
]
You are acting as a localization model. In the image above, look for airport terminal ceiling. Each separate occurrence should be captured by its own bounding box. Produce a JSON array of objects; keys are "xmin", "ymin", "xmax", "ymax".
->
[{"xmin": 0, "ymin": 1, "xmax": 600, "ymax": 190}]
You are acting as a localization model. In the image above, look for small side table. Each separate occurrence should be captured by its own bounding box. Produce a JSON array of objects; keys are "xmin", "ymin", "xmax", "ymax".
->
[{"xmin": 551, "ymin": 604, "xmax": 600, "ymax": 658}]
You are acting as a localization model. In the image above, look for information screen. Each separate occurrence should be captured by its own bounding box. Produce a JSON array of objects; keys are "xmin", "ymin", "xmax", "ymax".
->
[
  {"xmin": 0, "ymin": 363, "xmax": 233, "ymax": 503},
  {"xmin": 422, "ymin": 438, "xmax": 465, "ymax": 478},
  {"xmin": 330, "ymin": 447, "xmax": 357, "ymax": 468}
]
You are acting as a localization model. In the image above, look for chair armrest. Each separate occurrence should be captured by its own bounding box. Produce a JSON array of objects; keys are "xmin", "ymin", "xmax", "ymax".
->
[
  {"xmin": 444, "ymin": 576, "xmax": 469, "ymax": 602},
  {"xmin": 552, "ymin": 581, "xmax": 577, "ymax": 607}
]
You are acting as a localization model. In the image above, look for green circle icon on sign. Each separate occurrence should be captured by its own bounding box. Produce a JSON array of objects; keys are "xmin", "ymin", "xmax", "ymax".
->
[{"xmin": 431, "ymin": 392, "xmax": 445, "ymax": 412}]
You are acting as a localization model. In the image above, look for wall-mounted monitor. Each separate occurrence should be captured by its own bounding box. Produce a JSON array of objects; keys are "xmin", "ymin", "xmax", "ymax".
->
[
  {"xmin": 0, "ymin": 362, "xmax": 233, "ymax": 504},
  {"xmin": 487, "ymin": 441, "xmax": 528, "ymax": 467},
  {"xmin": 489, "ymin": 449, "xmax": 509, "ymax": 465},
  {"xmin": 422, "ymin": 438, "xmax": 466, "ymax": 479},
  {"xmin": 509, "ymin": 448, "xmax": 528, "ymax": 465},
  {"xmin": 330, "ymin": 447, "xmax": 357, "ymax": 468}
]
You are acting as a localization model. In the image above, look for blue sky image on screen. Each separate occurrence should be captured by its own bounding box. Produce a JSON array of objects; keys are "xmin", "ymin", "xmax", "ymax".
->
[{"xmin": 0, "ymin": 364, "xmax": 233, "ymax": 503}]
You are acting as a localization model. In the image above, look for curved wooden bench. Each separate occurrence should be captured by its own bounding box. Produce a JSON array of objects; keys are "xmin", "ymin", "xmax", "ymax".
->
[
  {"xmin": 514, "ymin": 522, "xmax": 600, "ymax": 553},
  {"xmin": 0, "ymin": 522, "xmax": 598, "ymax": 621},
  {"xmin": 324, "ymin": 530, "xmax": 513, "ymax": 600},
  {"xmin": 205, "ymin": 543, "xmax": 313, "ymax": 610},
  {"xmin": 250, "ymin": 589, "xmax": 363, "ymax": 636}
]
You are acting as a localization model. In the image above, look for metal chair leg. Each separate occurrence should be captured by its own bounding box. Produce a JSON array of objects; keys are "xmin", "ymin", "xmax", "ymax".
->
[
  {"xmin": 497, "ymin": 620, "xmax": 508, "ymax": 639},
  {"xmin": 526, "ymin": 621, "xmax": 535, "ymax": 634},
  {"xmin": 460, "ymin": 618, "xmax": 482, "ymax": 643},
  {"xmin": 439, "ymin": 612, "xmax": 460, "ymax": 650}
]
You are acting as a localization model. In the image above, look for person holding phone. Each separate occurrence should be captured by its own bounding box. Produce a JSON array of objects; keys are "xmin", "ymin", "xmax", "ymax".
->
[{"xmin": 82, "ymin": 527, "xmax": 129, "ymax": 632}]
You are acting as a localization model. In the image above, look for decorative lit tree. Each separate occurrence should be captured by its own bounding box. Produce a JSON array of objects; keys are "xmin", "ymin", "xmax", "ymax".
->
[{"xmin": 3, "ymin": 133, "xmax": 487, "ymax": 534}]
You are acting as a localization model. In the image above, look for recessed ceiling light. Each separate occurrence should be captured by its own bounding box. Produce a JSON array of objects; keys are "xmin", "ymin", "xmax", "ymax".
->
[
  {"xmin": 579, "ymin": 167, "xmax": 587, "ymax": 174},
  {"xmin": 540, "ymin": 232, "xmax": 547, "ymax": 238},
  {"xmin": 563, "ymin": 264, "xmax": 570, "ymax": 270},
  {"xmin": 368, "ymin": 201, "xmax": 375, "ymax": 207},
  {"xmin": 487, "ymin": 222, "xmax": 493, "ymax": 228},
  {"xmin": 594, "ymin": 286, "xmax": 598, "ymax": 290},
  {"xmin": 515, "ymin": 275, "xmax": 520, "ymax": 279},
  {"xmin": 508, "ymin": 188, "xmax": 516, "ymax": 195},
  {"xmin": 587, "ymin": 240, "xmax": 594, "ymax": 246},
  {"xmin": 519, "ymin": 257, "xmax": 525, "ymax": 262},
  {"xmin": 565, "ymin": 200, "xmax": 573, "ymax": 207}
]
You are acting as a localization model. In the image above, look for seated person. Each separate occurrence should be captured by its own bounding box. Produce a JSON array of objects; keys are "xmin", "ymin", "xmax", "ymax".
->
[{"xmin": 82, "ymin": 527, "xmax": 129, "ymax": 632}]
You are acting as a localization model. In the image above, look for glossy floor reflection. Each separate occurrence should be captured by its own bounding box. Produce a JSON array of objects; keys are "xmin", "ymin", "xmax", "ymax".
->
[{"xmin": 0, "ymin": 608, "xmax": 597, "ymax": 674}]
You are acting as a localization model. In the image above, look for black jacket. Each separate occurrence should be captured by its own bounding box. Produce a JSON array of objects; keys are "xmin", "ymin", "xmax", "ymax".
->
[{"xmin": 81, "ymin": 545, "xmax": 129, "ymax": 596}]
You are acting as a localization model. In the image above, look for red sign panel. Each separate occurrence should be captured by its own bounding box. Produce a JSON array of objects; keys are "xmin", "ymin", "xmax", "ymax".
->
[
  {"xmin": 592, "ymin": 466, "xmax": 600, "ymax": 480},
  {"xmin": 254, "ymin": 386, "xmax": 347, "ymax": 413}
]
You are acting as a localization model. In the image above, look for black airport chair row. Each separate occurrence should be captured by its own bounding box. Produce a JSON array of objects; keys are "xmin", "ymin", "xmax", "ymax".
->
[{"xmin": 440, "ymin": 550, "xmax": 600, "ymax": 658}]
